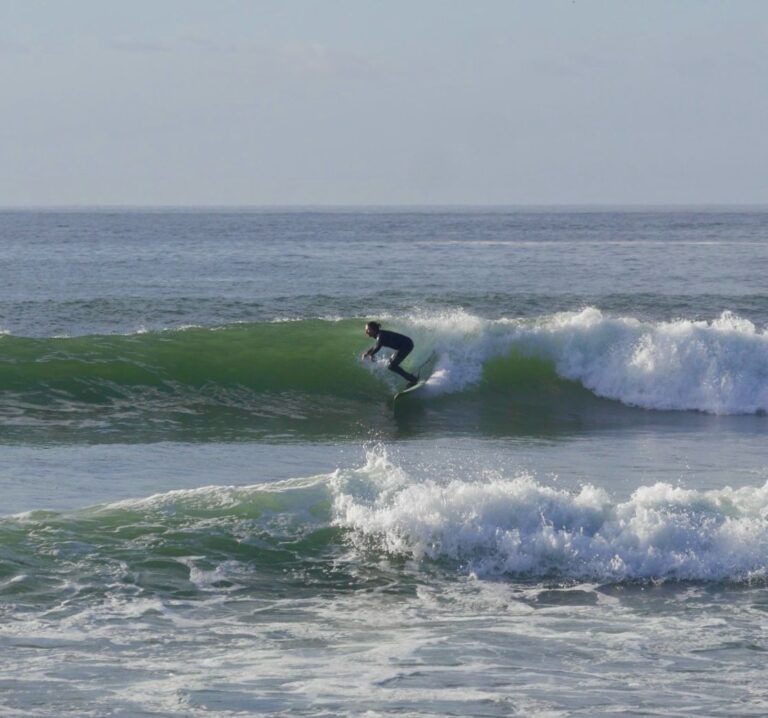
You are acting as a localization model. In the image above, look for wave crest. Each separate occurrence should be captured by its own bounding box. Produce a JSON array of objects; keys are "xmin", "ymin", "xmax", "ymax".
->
[{"xmin": 405, "ymin": 307, "xmax": 768, "ymax": 414}]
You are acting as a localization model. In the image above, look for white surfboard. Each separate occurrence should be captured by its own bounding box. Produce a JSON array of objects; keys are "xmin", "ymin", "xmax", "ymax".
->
[{"xmin": 394, "ymin": 352, "xmax": 437, "ymax": 400}]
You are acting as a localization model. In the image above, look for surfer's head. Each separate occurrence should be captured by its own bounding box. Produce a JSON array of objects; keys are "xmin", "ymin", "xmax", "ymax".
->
[{"xmin": 365, "ymin": 321, "xmax": 380, "ymax": 337}]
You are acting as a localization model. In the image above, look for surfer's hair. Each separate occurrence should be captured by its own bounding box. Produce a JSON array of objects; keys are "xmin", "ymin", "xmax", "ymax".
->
[{"xmin": 366, "ymin": 321, "xmax": 381, "ymax": 333}]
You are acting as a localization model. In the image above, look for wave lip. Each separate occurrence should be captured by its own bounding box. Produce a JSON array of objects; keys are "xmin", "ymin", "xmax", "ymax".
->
[{"xmin": 333, "ymin": 451, "xmax": 768, "ymax": 582}]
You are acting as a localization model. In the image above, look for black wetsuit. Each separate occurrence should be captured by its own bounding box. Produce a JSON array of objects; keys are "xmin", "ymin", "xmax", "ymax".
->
[{"xmin": 369, "ymin": 330, "xmax": 418, "ymax": 384}]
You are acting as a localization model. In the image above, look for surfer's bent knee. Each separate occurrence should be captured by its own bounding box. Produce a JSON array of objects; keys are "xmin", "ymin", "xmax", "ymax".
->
[{"xmin": 389, "ymin": 346, "xmax": 412, "ymax": 368}]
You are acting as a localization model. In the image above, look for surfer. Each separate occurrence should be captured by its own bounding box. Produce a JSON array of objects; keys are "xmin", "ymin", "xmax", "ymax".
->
[{"xmin": 361, "ymin": 321, "xmax": 418, "ymax": 387}]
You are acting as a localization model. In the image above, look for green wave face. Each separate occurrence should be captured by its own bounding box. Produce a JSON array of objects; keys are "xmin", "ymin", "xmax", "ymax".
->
[
  {"xmin": 0, "ymin": 321, "xmax": 393, "ymax": 442},
  {"xmin": 0, "ymin": 477, "xmax": 363, "ymax": 609},
  {"xmin": 1, "ymin": 321, "xmax": 374, "ymax": 395}
]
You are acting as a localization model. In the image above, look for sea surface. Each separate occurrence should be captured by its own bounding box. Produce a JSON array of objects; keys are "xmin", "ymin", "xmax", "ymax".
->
[{"xmin": 1, "ymin": 208, "xmax": 768, "ymax": 717}]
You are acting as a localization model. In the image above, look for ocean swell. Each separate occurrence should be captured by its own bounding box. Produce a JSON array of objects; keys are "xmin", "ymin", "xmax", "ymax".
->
[{"xmin": 2, "ymin": 448, "xmax": 768, "ymax": 590}]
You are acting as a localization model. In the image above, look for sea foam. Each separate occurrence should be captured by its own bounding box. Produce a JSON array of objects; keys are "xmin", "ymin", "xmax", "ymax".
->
[{"xmin": 333, "ymin": 449, "xmax": 768, "ymax": 582}]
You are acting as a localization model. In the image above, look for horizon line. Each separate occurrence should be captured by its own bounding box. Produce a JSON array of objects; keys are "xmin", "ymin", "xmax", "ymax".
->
[{"xmin": 2, "ymin": 202, "xmax": 768, "ymax": 212}]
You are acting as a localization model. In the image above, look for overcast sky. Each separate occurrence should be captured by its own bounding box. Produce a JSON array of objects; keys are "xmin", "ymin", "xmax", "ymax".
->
[{"xmin": 1, "ymin": 0, "xmax": 767, "ymax": 206}]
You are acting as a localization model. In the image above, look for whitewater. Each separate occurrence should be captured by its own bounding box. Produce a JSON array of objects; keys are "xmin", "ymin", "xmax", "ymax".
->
[
  {"xmin": 2, "ymin": 208, "xmax": 768, "ymax": 716},
  {"xmin": 394, "ymin": 306, "xmax": 768, "ymax": 413}
]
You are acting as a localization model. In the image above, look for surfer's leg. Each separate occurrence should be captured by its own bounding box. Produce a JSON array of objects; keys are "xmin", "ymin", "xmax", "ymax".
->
[
  {"xmin": 388, "ymin": 350, "xmax": 417, "ymax": 385},
  {"xmin": 390, "ymin": 363, "xmax": 418, "ymax": 384}
]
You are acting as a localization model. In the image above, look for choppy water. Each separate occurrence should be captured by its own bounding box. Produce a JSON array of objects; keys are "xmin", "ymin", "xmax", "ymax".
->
[{"xmin": 1, "ymin": 209, "xmax": 768, "ymax": 716}]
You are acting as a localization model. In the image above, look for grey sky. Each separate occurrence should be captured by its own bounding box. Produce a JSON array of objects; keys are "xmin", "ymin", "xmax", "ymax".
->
[{"xmin": 1, "ymin": 0, "xmax": 767, "ymax": 205}]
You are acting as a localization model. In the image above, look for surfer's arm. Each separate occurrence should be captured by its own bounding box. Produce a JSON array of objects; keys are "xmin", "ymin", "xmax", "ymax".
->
[{"xmin": 362, "ymin": 338, "xmax": 383, "ymax": 360}]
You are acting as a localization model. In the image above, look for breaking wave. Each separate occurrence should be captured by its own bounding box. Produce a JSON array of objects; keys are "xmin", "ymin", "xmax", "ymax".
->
[
  {"xmin": 0, "ymin": 308, "xmax": 766, "ymax": 440},
  {"xmin": 335, "ymin": 450, "xmax": 768, "ymax": 582},
  {"xmin": 3, "ymin": 448, "xmax": 768, "ymax": 592}
]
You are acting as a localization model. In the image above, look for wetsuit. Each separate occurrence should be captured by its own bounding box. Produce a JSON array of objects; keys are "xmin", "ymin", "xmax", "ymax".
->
[{"xmin": 368, "ymin": 330, "xmax": 418, "ymax": 384}]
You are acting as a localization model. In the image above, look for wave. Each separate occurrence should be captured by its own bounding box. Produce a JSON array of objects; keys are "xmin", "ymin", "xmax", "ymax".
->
[
  {"xmin": 3, "ymin": 449, "xmax": 767, "ymax": 598},
  {"xmin": 0, "ymin": 309, "xmax": 766, "ymax": 440}
]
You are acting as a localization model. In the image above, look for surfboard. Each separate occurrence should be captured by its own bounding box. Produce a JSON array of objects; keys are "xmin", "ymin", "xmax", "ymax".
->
[
  {"xmin": 394, "ymin": 379, "xmax": 427, "ymax": 400},
  {"xmin": 394, "ymin": 352, "xmax": 437, "ymax": 400}
]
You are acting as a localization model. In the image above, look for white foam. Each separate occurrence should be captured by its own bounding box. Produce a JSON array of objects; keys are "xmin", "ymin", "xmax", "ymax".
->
[
  {"xmin": 395, "ymin": 307, "xmax": 768, "ymax": 414},
  {"xmin": 333, "ymin": 449, "xmax": 768, "ymax": 582}
]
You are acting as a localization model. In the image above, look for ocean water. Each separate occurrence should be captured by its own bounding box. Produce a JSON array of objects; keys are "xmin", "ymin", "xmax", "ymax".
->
[{"xmin": 1, "ymin": 208, "xmax": 768, "ymax": 717}]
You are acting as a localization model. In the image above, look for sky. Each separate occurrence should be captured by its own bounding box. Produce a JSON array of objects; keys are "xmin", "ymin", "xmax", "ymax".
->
[{"xmin": 1, "ymin": 0, "xmax": 767, "ymax": 206}]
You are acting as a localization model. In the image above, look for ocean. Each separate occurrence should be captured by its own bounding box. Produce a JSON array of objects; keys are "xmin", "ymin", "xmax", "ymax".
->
[{"xmin": 1, "ymin": 208, "xmax": 767, "ymax": 716}]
